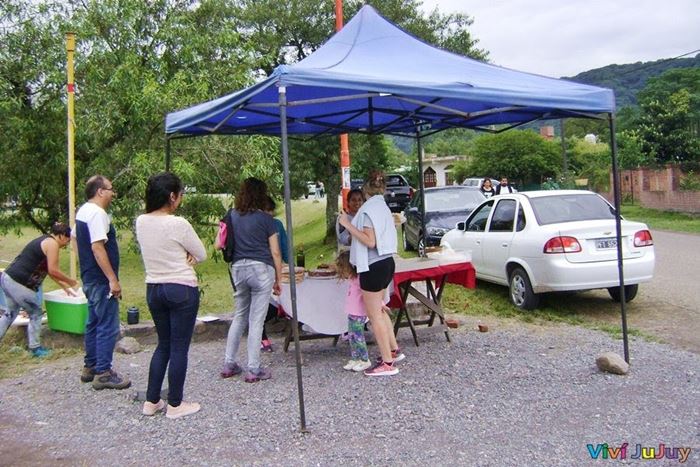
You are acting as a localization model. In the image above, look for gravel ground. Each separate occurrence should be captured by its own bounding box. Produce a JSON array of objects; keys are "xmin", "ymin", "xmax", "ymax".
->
[{"xmin": 1, "ymin": 317, "xmax": 698, "ymax": 466}]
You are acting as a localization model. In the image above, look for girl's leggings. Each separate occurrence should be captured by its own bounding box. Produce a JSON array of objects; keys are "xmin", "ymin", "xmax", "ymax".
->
[{"xmin": 347, "ymin": 315, "xmax": 368, "ymax": 361}]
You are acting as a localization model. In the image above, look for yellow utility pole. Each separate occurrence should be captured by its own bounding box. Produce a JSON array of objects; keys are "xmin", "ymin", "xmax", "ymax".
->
[{"xmin": 66, "ymin": 32, "xmax": 77, "ymax": 279}]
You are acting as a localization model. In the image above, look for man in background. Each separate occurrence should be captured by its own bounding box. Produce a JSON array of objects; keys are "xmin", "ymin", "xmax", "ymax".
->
[{"xmin": 495, "ymin": 176, "xmax": 516, "ymax": 195}]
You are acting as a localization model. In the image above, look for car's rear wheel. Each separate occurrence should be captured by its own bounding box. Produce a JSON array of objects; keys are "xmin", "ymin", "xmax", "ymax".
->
[
  {"xmin": 417, "ymin": 235, "xmax": 426, "ymax": 257},
  {"xmin": 509, "ymin": 267, "xmax": 540, "ymax": 310},
  {"xmin": 402, "ymin": 227, "xmax": 414, "ymax": 251},
  {"xmin": 607, "ymin": 284, "xmax": 639, "ymax": 303}
]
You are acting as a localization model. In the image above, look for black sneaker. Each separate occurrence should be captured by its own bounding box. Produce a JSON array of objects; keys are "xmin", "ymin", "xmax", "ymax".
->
[{"xmin": 92, "ymin": 369, "xmax": 131, "ymax": 390}]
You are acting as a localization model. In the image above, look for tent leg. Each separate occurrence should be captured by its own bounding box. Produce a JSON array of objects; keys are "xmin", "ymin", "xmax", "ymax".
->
[
  {"xmin": 608, "ymin": 114, "xmax": 630, "ymax": 364},
  {"xmin": 279, "ymin": 86, "xmax": 308, "ymax": 431},
  {"xmin": 165, "ymin": 137, "xmax": 171, "ymax": 171},
  {"xmin": 416, "ymin": 131, "xmax": 427, "ymax": 258}
]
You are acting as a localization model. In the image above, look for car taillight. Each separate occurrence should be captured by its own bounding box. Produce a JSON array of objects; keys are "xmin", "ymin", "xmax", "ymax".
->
[
  {"xmin": 408, "ymin": 187, "xmax": 414, "ymax": 199},
  {"xmin": 634, "ymin": 230, "xmax": 654, "ymax": 247},
  {"xmin": 543, "ymin": 236, "xmax": 582, "ymax": 254}
]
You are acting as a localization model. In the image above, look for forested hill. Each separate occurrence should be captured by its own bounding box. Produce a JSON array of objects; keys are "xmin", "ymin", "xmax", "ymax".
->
[{"xmin": 563, "ymin": 54, "xmax": 700, "ymax": 108}]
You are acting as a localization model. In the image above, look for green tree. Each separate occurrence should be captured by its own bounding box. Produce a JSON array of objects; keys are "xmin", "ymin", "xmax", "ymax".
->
[
  {"xmin": 468, "ymin": 131, "xmax": 561, "ymax": 187},
  {"xmin": 0, "ymin": 0, "xmax": 274, "ymax": 237},
  {"xmin": 567, "ymin": 137, "xmax": 611, "ymax": 192},
  {"xmin": 638, "ymin": 67, "xmax": 700, "ymax": 125},
  {"xmin": 0, "ymin": 0, "xmax": 488, "ymax": 243},
  {"xmin": 626, "ymin": 67, "xmax": 700, "ymax": 165},
  {"xmin": 616, "ymin": 130, "xmax": 651, "ymax": 169},
  {"xmin": 423, "ymin": 128, "xmax": 476, "ymax": 156},
  {"xmin": 635, "ymin": 89, "xmax": 700, "ymax": 164},
  {"xmin": 561, "ymin": 118, "xmax": 608, "ymax": 143}
]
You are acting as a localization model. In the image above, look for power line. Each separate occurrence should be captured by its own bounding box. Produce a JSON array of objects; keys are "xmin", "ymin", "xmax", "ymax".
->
[{"xmin": 615, "ymin": 48, "xmax": 700, "ymax": 76}]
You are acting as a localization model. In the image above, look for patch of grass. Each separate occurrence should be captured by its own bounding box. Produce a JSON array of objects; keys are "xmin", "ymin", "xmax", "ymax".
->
[
  {"xmin": 0, "ymin": 328, "xmax": 82, "ymax": 379},
  {"xmin": 590, "ymin": 322, "xmax": 657, "ymax": 341},
  {"xmin": 441, "ymin": 281, "xmax": 657, "ymax": 341},
  {"xmin": 621, "ymin": 202, "xmax": 700, "ymax": 234}
]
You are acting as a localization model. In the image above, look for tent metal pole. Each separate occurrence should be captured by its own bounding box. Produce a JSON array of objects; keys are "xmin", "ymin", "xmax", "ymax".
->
[
  {"xmin": 560, "ymin": 119, "xmax": 568, "ymax": 184},
  {"xmin": 279, "ymin": 85, "xmax": 308, "ymax": 431},
  {"xmin": 608, "ymin": 113, "xmax": 630, "ymax": 363},
  {"xmin": 416, "ymin": 129, "xmax": 427, "ymax": 257},
  {"xmin": 165, "ymin": 136, "xmax": 171, "ymax": 171}
]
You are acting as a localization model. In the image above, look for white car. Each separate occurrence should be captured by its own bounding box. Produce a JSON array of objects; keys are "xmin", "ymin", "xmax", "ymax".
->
[
  {"xmin": 440, "ymin": 190, "xmax": 655, "ymax": 310},
  {"xmin": 305, "ymin": 181, "xmax": 316, "ymax": 198}
]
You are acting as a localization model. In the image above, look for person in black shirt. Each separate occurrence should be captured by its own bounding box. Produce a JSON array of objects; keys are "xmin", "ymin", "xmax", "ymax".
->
[
  {"xmin": 480, "ymin": 178, "xmax": 496, "ymax": 198},
  {"xmin": 0, "ymin": 223, "xmax": 77, "ymax": 357}
]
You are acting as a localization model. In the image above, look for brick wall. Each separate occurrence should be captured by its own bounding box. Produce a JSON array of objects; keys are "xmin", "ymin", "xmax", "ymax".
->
[{"xmin": 607, "ymin": 165, "xmax": 700, "ymax": 214}]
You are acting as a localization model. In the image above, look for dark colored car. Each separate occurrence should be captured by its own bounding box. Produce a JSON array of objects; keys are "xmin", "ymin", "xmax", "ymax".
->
[
  {"xmin": 350, "ymin": 178, "xmax": 364, "ymax": 191},
  {"xmin": 384, "ymin": 174, "xmax": 414, "ymax": 212},
  {"xmin": 402, "ymin": 186, "xmax": 485, "ymax": 254}
]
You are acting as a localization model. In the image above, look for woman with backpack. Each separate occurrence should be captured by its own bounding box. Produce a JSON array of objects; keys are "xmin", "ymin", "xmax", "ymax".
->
[{"xmin": 220, "ymin": 178, "xmax": 283, "ymax": 382}]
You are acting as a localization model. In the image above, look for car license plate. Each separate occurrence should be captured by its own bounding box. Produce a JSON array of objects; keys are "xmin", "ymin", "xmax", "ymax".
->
[
  {"xmin": 595, "ymin": 238, "xmax": 617, "ymax": 250},
  {"xmin": 388, "ymin": 202, "xmax": 398, "ymax": 207}
]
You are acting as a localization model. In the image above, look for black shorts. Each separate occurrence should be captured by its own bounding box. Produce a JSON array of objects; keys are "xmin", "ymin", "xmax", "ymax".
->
[{"xmin": 359, "ymin": 257, "xmax": 395, "ymax": 292}]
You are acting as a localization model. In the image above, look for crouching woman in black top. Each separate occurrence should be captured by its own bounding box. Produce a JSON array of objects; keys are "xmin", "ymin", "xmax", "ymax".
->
[{"xmin": 0, "ymin": 223, "xmax": 78, "ymax": 357}]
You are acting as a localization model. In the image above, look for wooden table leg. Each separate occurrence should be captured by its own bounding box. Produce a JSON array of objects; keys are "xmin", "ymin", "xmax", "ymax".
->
[
  {"xmin": 393, "ymin": 281, "xmax": 420, "ymax": 346},
  {"xmin": 405, "ymin": 280, "xmax": 451, "ymax": 343},
  {"xmin": 283, "ymin": 321, "xmax": 294, "ymax": 352}
]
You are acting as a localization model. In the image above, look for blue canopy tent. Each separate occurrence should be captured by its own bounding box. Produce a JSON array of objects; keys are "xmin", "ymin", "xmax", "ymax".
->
[{"xmin": 165, "ymin": 5, "xmax": 629, "ymax": 430}]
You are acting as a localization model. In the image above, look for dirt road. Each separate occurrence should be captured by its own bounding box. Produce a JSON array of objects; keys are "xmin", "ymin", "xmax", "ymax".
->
[{"xmin": 567, "ymin": 229, "xmax": 700, "ymax": 354}]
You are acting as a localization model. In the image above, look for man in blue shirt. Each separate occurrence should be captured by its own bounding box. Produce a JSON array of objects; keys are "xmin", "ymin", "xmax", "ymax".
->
[{"xmin": 74, "ymin": 175, "xmax": 130, "ymax": 390}]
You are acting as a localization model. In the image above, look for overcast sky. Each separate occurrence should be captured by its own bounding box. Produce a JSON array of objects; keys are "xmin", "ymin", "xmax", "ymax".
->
[{"xmin": 419, "ymin": 0, "xmax": 700, "ymax": 78}]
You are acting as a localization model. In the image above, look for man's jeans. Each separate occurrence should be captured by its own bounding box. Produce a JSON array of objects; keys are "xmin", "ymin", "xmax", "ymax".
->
[
  {"xmin": 0, "ymin": 273, "xmax": 42, "ymax": 349},
  {"xmin": 83, "ymin": 282, "xmax": 120, "ymax": 373},
  {"xmin": 146, "ymin": 283, "xmax": 199, "ymax": 406},
  {"xmin": 225, "ymin": 259, "xmax": 275, "ymax": 372}
]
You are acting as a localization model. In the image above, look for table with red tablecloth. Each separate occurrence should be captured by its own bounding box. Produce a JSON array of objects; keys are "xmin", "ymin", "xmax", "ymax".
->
[{"xmin": 389, "ymin": 257, "xmax": 476, "ymax": 346}]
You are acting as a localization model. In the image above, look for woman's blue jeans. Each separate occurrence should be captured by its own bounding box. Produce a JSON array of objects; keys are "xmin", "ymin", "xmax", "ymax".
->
[{"xmin": 146, "ymin": 283, "xmax": 199, "ymax": 406}]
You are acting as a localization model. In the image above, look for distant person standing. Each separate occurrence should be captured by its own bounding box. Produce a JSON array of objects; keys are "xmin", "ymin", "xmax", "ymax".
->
[
  {"xmin": 479, "ymin": 178, "xmax": 496, "ymax": 198},
  {"xmin": 336, "ymin": 188, "xmax": 364, "ymax": 251},
  {"xmin": 74, "ymin": 175, "xmax": 130, "ymax": 390},
  {"xmin": 260, "ymin": 195, "xmax": 287, "ymax": 353},
  {"xmin": 314, "ymin": 181, "xmax": 322, "ymax": 200},
  {"xmin": 495, "ymin": 176, "xmax": 516, "ymax": 195},
  {"xmin": 0, "ymin": 222, "xmax": 78, "ymax": 357}
]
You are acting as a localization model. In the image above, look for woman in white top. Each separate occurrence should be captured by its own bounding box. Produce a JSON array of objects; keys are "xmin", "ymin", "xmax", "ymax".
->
[
  {"xmin": 338, "ymin": 171, "xmax": 405, "ymax": 377},
  {"xmin": 135, "ymin": 172, "xmax": 206, "ymax": 420}
]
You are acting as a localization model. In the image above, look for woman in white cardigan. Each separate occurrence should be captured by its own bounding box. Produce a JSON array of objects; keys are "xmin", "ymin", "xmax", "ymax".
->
[{"xmin": 338, "ymin": 171, "xmax": 404, "ymax": 377}]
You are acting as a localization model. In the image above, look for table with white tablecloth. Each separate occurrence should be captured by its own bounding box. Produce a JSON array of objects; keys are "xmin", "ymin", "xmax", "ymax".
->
[{"xmin": 278, "ymin": 276, "xmax": 349, "ymax": 351}]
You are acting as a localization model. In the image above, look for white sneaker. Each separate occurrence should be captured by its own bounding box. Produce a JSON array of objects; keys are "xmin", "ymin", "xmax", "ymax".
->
[
  {"xmin": 166, "ymin": 401, "xmax": 201, "ymax": 419},
  {"xmin": 352, "ymin": 360, "xmax": 372, "ymax": 372},
  {"xmin": 343, "ymin": 359, "xmax": 361, "ymax": 371},
  {"xmin": 142, "ymin": 399, "xmax": 165, "ymax": 416}
]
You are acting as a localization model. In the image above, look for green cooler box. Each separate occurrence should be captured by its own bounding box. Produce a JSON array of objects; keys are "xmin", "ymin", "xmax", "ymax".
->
[{"xmin": 44, "ymin": 289, "xmax": 88, "ymax": 334}]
